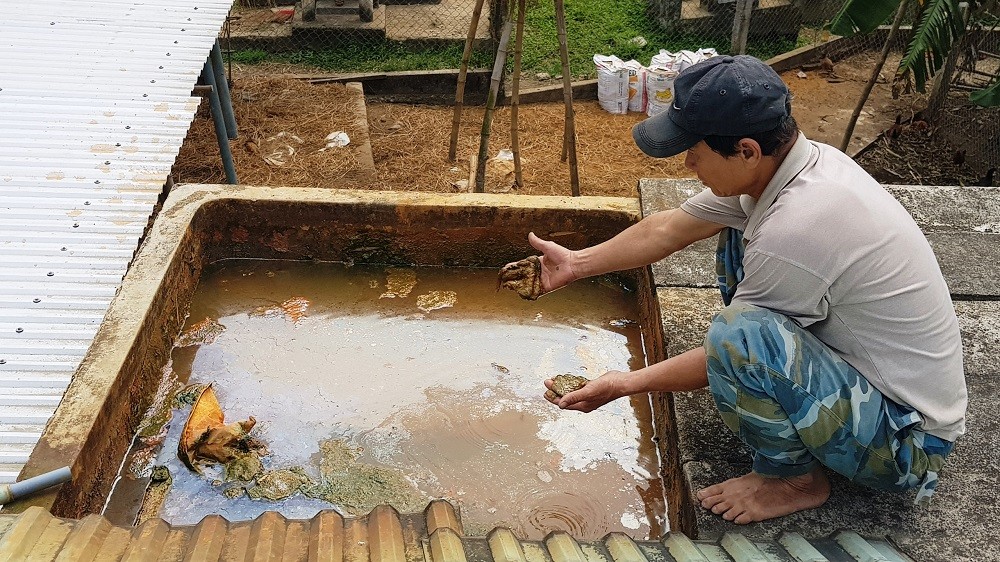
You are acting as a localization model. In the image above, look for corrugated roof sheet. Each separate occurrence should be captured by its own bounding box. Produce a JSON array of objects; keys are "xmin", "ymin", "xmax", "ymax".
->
[
  {"xmin": 0, "ymin": 0, "xmax": 234, "ymax": 484},
  {"xmin": 0, "ymin": 502, "xmax": 916, "ymax": 562}
]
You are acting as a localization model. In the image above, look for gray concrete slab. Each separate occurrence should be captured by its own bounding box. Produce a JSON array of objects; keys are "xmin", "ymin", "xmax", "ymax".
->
[{"xmin": 645, "ymin": 175, "xmax": 1000, "ymax": 561}]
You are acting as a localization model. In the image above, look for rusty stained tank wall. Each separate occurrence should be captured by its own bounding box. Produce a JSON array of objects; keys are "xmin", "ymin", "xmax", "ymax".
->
[
  {"xmin": 191, "ymin": 198, "xmax": 638, "ymax": 268},
  {"xmin": 12, "ymin": 186, "xmax": 693, "ymax": 529},
  {"xmin": 12, "ymin": 226, "xmax": 210, "ymax": 519}
]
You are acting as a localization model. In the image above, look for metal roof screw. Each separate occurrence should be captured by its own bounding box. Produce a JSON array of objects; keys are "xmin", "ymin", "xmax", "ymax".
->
[
  {"xmin": 149, "ymin": 80, "xmax": 155, "ymax": 83},
  {"xmin": 125, "ymin": 124, "xmax": 132, "ymax": 129},
  {"xmin": 143, "ymin": 93, "xmax": 148, "ymax": 97},
  {"xmin": 104, "ymin": 161, "xmax": 110, "ymax": 165},
  {"xmin": 115, "ymin": 143, "xmax": 121, "ymax": 147},
  {"xmin": 50, "ymin": 21, "xmax": 55, "ymax": 25},
  {"xmin": 95, "ymin": 179, "xmax": 101, "ymax": 184},
  {"xmin": 0, "ymin": 360, "xmax": 6, "ymax": 365},
  {"xmin": 15, "ymin": 328, "xmax": 22, "ymax": 333},
  {"xmin": 60, "ymin": 247, "xmax": 67, "ymax": 251},
  {"xmin": 73, "ymin": 223, "xmax": 79, "ymax": 228},
  {"xmin": 158, "ymin": 66, "xmax": 163, "ymax": 69},
  {"xmin": 33, "ymin": 298, "xmax": 41, "ymax": 303},
  {"xmin": 182, "ymin": 28, "xmax": 186, "ymax": 31},
  {"xmin": 47, "ymin": 272, "xmax": 54, "ymax": 277},
  {"xmin": 85, "ymin": 200, "xmax": 91, "ymax": 205}
]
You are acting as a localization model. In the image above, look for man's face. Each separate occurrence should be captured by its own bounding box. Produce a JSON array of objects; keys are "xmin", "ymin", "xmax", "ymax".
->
[{"xmin": 683, "ymin": 141, "xmax": 754, "ymax": 197}]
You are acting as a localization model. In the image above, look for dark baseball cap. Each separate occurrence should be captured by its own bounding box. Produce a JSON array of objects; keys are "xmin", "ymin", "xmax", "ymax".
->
[{"xmin": 633, "ymin": 55, "xmax": 790, "ymax": 158}]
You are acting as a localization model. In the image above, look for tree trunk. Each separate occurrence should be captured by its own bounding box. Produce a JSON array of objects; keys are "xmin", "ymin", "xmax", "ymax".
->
[{"xmin": 839, "ymin": 0, "xmax": 911, "ymax": 153}]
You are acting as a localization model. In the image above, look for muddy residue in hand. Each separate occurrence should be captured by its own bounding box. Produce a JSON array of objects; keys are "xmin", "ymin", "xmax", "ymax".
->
[
  {"xmin": 247, "ymin": 467, "xmax": 310, "ymax": 501},
  {"xmin": 498, "ymin": 256, "xmax": 543, "ymax": 300},
  {"xmin": 249, "ymin": 296, "xmax": 310, "ymax": 323},
  {"xmin": 301, "ymin": 439, "xmax": 424, "ymax": 514},
  {"xmin": 416, "ymin": 290, "xmax": 457, "ymax": 312}
]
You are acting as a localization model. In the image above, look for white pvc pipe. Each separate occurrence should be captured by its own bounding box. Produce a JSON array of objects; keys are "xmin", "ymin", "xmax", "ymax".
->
[{"xmin": 0, "ymin": 466, "xmax": 71, "ymax": 504}]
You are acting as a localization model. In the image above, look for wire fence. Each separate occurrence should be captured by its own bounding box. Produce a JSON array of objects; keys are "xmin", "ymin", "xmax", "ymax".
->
[{"xmin": 220, "ymin": 0, "xmax": 999, "ymax": 184}]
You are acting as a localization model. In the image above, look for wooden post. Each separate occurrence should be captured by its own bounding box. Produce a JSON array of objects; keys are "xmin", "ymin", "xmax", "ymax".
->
[
  {"xmin": 839, "ymin": 0, "xmax": 911, "ymax": 153},
  {"xmin": 448, "ymin": 0, "xmax": 488, "ymax": 162},
  {"xmin": 475, "ymin": 20, "xmax": 515, "ymax": 192},
  {"xmin": 510, "ymin": 0, "xmax": 526, "ymax": 187},
  {"xmin": 730, "ymin": 0, "xmax": 754, "ymax": 55},
  {"xmin": 554, "ymin": 0, "xmax": 580, "ymax": 196}
]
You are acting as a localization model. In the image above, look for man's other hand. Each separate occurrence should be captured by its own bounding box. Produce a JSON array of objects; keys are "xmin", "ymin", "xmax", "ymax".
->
[{"xmin": 544, "ymin": 370, "xmax": 626, "ymax": 412}]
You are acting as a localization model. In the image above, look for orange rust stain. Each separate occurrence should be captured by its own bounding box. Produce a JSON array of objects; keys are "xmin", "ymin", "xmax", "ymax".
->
[
  {"xmin": 104, "ymin": 111, "xmax": 115, "ymax": 117},
  {"xmin": 154, "ymin": 103, "xmax": 169, "ymax": 112},
  {"xmin": 67, "ymin": 210, "xmax": 82, "ymax": 218},
  {"xmin": 124, "ymin": 146, "xmax": 138, "ymax": 154},
  {"xmin": 231, "ymin": 226, "xmax": 249, "ymax": 243},
  {"xmin": 279, "ymin": 297, "xmax": 310, "ymax": 323},
  {"xmin": 268, "ymin": 230, "xmax": 291, "ymax": 253},
  {"xmin": 91, "ymin": 144, "xmax": 116, "ymax": 154},
  {"xmin": 47, "ymin": 172, "xmax": 65, "ymax": 180}
]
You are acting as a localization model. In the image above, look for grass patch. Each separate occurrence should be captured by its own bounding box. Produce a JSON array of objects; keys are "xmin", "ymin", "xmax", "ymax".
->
[
  {"xmin": 232, "ymin": 1, "xmax": 799, "ymax": 75},
  {"xmin": 521, "ymin": 0, "xmax": 795, "ymax": 78},
  {"xmin": 236, "ymin": 42, "xmax": 495, "ymax": 73}
]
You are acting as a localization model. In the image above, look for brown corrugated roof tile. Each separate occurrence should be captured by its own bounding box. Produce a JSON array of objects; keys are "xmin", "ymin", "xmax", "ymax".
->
[
  {"xmin": 603, "ymin": 533, "xmax": 647, "ymax": 562},
  {"xmin": 423, "ymin": 501, "xmax": 461, "ymax": 537},
  {"xmin": 368, "ymin": 505, "xmax": 405, "ymax": 562},
  {"xmin": 184, "ymin": 514, "xmax": 228, "ymax": 562},
  {"xmin": 308, "ymin": 510, "xmax": 345, "ymax": 562},
  {"xmin": 429, "ymin": 527, "xmax": 467, "ymax": 562},
  {"xmin": 543, "ymin": 532, "xmax": 586, "ymax": 562},
  {"xmin": 486, "ymin": 528, "xmax": 525, "ymax": 562},
  {"xmin": 0, "ymin": 506, "xmax": 55, "ymax": 561},
  {"xmin": 57, "ymin": 513, "xmax": 113, "ymax": 560},
  {"xmin": 247, "ymin": 511, "xmax": 288, "ymax": 561},
  {"xmin": 121, "ymin": 518, "xmax": 171, "ymax": 562}
]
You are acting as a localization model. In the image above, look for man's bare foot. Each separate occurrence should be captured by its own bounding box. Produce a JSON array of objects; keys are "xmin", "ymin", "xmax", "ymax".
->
[{"xmin": 696, "ymin": 466, "xmax": 830, "ymax": 524}]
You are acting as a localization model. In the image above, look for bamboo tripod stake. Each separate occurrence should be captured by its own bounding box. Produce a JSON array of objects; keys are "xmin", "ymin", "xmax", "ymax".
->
[
  {"xmin": 449, "ymin": 0, "xmax": 487, "ymax": 162},
  {"xmin": 475, "ymin": 19, "xmax": 515, "ymax": 191},
  {"xmin": 450, "ymin": 0, "xmax": 581, "ymax": 195}
]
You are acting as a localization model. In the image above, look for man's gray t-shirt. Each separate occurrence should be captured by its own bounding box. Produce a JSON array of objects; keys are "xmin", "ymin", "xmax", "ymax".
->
[{"xmin": 681, "ymin": 133, "xmax": 966, "ymax": 441}]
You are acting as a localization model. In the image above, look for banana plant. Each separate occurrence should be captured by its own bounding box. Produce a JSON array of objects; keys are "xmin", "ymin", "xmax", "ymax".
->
[{"xmin": 829, "ymin": 0, "xmax": 1000, "ymax": 107}]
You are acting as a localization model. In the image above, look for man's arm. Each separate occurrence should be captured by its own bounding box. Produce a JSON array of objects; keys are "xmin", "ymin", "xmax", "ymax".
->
[
  {"xmin": 544, "ymin": 347, "xmax": 709, "ymax": 412},
  {"xmin": 529, "ymin": 208, "xmax": 726, "ymax": 294}
]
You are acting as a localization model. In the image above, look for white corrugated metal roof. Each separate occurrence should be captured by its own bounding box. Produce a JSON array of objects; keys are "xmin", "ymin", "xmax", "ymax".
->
[{"xmin": 0, "ymin": 0, "xmax": 234, "ymax": 484}]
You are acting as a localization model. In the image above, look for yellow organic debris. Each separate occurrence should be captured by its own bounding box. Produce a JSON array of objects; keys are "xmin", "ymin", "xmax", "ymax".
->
[{"xmin": 178, "ymin": 385, "xmax": 256, "ymax": 473}]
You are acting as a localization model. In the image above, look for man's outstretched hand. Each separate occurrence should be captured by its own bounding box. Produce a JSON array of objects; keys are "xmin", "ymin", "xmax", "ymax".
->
[
  {"xmin": 525, "ymin": 232, "xmax": 579, "ymax": 296},
  {"xmin": 543, "ymin": 370, "xmax": 626, "ymax": 412}
]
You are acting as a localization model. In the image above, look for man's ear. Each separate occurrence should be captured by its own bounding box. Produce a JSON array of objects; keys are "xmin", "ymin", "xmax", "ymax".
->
[{"xmin": 739, "ymin": 139, "xmax": 762, "ymax": 164}]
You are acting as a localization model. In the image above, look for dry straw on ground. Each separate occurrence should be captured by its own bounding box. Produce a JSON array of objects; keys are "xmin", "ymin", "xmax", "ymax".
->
[{"xmin": 172, "ymin": 73, "xmax": 692, "ymax": 197}]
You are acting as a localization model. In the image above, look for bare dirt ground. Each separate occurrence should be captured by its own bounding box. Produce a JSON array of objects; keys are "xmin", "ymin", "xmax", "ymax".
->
[{"xmin": 172, "ymin": 51, "xmax": 998, "ymax": 196}]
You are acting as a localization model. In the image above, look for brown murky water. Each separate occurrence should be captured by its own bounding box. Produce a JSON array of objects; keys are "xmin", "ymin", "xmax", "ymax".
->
[{"xmin": 105, "ymin": 260, "xmax": 665, "ymax": 539}]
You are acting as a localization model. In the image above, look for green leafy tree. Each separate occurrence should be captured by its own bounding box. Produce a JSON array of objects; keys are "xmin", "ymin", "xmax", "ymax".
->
[{"xmin": 830, "ymin": 0, "xmax": 999, "ymax": 107}]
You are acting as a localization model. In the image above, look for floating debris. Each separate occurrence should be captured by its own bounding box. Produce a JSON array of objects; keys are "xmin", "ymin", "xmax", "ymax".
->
[
  {"xmin": 176, "ymin": 317, "xmax": 226, "ymax": 347},
  {"xmin": 249, "ymin": 296, "xmax": 311, "ymax": 323},
  {"xmin": 225, "ymin": 452, "xmax": 264, "ymax": 483},
  {"xmin": 380, "ymin": 268, "xmax": 417, "ymax": 299},
  {"xmin": 178, "ymin": 385, "xmax": 257, "ymax": 474},
  {"xmin": 247, "ymin": 468, "xmax": 310, "ymax": 501},
  {"xmin": 135, "ymin": 466, "xmax": 172, "ymax": 526},
  {"xmin": 416, "ymin": 290, "xmax": 457, "ymax": 313},
  {"xmin": 301, "ymin": 439, "xmax": 424, "ymax": 515}
]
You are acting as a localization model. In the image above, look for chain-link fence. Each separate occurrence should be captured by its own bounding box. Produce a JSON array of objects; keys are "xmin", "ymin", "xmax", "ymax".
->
[{"xmin": 218, "ymin": 0, "xmax": 999, "ymax": 185}]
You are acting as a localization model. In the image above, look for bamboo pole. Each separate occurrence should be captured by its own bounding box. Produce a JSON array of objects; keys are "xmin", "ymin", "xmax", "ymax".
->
[
  {"xmin": 448, "ymin": 0, "xmax": 488, "ymax": 162},
  {"xmin": 839, "ymin": 0, "xmax": 910, "ymax": 153},
  {"xmin": 554, "ymin": 0, "xmax": 580, "ymax": 196},
  {"xmin": 510, "ymin": 0, "xmax": 526, "ymax": 187},
  {"xmin": 475, "ymin": 19, "xmax": 515, "ymax": 192}
]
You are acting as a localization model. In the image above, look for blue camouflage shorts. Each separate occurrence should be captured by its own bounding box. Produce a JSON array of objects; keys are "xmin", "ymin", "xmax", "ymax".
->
[{"xmin": 707, "ymin": 228, "xmax": 954, "ymax": 505}]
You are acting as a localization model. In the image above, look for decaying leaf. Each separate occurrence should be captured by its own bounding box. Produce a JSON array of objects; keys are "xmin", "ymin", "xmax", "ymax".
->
[{"xmin": 178, "ymin": 385, "xmax": 256, "ymax": 473}]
